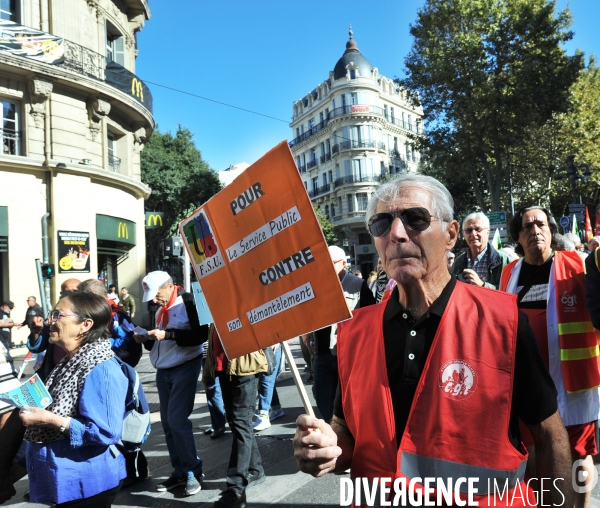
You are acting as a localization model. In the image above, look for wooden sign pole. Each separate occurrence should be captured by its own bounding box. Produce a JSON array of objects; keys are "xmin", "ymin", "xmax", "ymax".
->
[{"xmin": 281, "ymin": 340, "xmax": 315, "ymax": 417}]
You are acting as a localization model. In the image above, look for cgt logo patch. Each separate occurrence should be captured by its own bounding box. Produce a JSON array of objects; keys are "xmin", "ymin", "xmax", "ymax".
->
[{"xmin": 439, "ymin": 360, "xmax": 477, "ymax": 400}]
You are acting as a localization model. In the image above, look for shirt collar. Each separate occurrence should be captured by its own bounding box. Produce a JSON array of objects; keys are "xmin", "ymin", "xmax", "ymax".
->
[{"xmin": 385, "ymin": 276, "xmax": 456, "ymax": 321}]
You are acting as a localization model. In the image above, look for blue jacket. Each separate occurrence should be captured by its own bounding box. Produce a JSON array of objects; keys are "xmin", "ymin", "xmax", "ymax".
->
[{"xmin": 26, "ymin": 358, "xmax": 128, "ymax": 504}]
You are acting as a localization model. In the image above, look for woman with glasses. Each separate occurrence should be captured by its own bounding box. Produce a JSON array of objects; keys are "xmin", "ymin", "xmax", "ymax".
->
[{"xmin": 19, "ymin": 291, "xmax": 128, "ymax": 508}]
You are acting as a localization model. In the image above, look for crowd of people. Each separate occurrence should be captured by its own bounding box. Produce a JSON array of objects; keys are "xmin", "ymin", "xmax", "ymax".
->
[
  {"xmin": 2, "ymin": 173, "xmax": 600, "ymax": 507},
  {"xmin": 294, "ymin": 174, "xmax": 600, "ymax": 508}
]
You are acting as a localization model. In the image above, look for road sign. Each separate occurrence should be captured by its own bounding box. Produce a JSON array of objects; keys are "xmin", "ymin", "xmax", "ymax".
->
[
  {"xmin": 490, "ymin": 226, "xmax": 508, "ymax": 242},
  {"xmin": 486, "ymin": 212, "xmax": 507, "ymax": 224},
  {"xmin": 560, "ymin": 216, "xmax": 570, "ymax": 227}
]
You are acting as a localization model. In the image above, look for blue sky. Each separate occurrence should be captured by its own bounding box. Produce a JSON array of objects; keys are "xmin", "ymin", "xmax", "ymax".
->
[{"xmin": 136, "ymin": 0, "xmax": 600, "ymax": 172}]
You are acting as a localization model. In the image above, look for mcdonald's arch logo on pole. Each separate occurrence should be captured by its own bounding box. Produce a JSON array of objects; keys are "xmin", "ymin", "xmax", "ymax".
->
[
  {"xmin": 131, "ymin": 78, "xmax": 144, "ymax": 102},
  {"xmin": 145, "ymin": 212, "xmax": 164, "ymax": 229},
  {"xmin": 118, "ymin": 222, "xmax": 129, "ymax": 239}
]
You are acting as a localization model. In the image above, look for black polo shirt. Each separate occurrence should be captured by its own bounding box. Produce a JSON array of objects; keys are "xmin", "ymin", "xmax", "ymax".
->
[{"xmin": 333, "ymin": 277, "xmax": 558, "ymax": 450}]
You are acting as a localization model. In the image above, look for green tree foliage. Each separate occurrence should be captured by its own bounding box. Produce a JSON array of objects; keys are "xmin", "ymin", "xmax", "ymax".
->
[
  {"xmin": 141, "ymin": 126, "xmax": 222, "ymax": 271},
  {"xmin": 313, "ymin": 205, "xmax": 338, "ymax": 245},
  {"xmin": 510, "ymin": 58, "xmax": 600, "ymax": 217},
  {"xmin": 402, "ymin": 0, "xmax": 584, "ymax": 212}
]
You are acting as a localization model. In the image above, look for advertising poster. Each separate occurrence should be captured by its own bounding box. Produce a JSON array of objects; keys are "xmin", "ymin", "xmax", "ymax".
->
[
  {"xmin": 58, "ymin": 231, "xmax": 90, "ymax": 273},
  {"xmin": 0, "ymin": 20, "xmax": 64, "ymax": 64},
  {"xmin": 179, "ymin": 141, "xmax": 351, "ymax": 359}
]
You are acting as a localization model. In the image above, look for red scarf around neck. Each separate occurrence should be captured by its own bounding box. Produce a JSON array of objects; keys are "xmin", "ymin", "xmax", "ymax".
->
[{"xmin": 156, "ymin": 285, "xmax": 182, "ymax": 330}]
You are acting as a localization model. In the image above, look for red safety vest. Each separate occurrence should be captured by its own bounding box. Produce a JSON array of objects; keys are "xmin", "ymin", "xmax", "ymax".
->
[
  {"xmin": 500, "ymin": 251, "xmax": 600, "ymax": 393},
  {"xmin": 337, "ymin": 282, "xmax": 534, "ymax": 507}
]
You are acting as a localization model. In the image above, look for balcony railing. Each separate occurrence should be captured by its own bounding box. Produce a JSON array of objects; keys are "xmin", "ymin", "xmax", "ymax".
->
[
  {"xmin": 61, "ymin": 39, "xmax": 105, "ymax": 80},
  {"xmin": 334, "ymin": 174, "xmax": 386, "ymax": 188},
  {"xmin": 319, "ymin": 154, "xmax": 326, "ymax": 164},
  {"xmin": 332, "ymin": 144, "xmax": 339, "ymax": 155},
  {"xmin": 1, "ymin": 129, "xmax": 20, "ymax": 155},
  {"xmin": 341, "ymin": 139, "xmax": 376, "ymax": 150},
  {"xmin": 307, "ymin": 159, "xmax": 317, "ymax": 169},
  {"xmin": 307, "ymin": 183, "xmax": 332, "ymax": 199},
  {"xmin": 289, "ymin": 118, "xmax": 329, "ymax": 147},
  {"xmin": 108, "ymin": 154, "xmax": 121, "ymax": 172},
  {"xmin": 326, "ymin": 152, "xmax": 332, "ymax": 161}
]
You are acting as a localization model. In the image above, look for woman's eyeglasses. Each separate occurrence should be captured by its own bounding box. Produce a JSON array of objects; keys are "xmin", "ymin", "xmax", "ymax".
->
[
  {"xmin": 47, "ymin": 310, "xmax": 81, "ymax": 322},
  {"xmin": 367, "ymin": 207, "xmax": 438, "ymax": 237}
]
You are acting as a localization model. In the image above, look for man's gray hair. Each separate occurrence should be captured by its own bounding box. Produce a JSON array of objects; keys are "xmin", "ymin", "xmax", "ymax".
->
[
  {"xmin": 365, "ymin": 174, "xmax": 454, "ymax": 231},
  {"xmin": 563, "ymin": 232, "xmax": 581, "ymax": 247},
  {"xmin": 159, "ymin": 277, "xmax": 174, "ymax": 289},
  {"xmin": 78, "ymin": 279, "xmax": 108, "ymax": 297},
  {"xmin": 462, "ymin": 212, "xmax": 490, "ymax": 230}
]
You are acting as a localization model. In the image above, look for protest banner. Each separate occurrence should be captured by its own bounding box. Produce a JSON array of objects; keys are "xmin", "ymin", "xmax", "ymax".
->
[{"xmin": 179, "ymin": 141, "xmax": 351, "ymax": 360}]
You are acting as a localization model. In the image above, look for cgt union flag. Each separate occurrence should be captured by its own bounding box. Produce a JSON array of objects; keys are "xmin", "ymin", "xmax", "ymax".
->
[{"xmin": 585, "ymin": 206, "xmax": 593, "ymax": 241}]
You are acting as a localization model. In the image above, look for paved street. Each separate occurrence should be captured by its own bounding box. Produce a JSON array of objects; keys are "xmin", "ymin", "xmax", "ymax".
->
[
  {"xmin": 5, "ymin": 341, "xmax": 600, "ymax": 507},
  {"xmin": 5, "ymin": 341, "xmax": 345, "ymax": 508}
]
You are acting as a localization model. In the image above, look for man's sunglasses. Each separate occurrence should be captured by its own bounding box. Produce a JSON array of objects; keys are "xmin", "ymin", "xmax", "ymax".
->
[{"xmin": 367, "ymin": 207, "xmax": 437, "ymax": 237}]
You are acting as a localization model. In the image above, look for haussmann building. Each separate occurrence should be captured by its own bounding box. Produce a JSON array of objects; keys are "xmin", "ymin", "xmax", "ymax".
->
[{"xmin": 0, "ymin": 0, "xmax": 154, "ymax": 342}]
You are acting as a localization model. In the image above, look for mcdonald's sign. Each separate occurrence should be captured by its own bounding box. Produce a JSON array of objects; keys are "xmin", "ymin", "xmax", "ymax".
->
[
  {"xmin": 118, "ymin": 222, "xmax": 129, "ymax": 239},
  {"xmin": 145, "ymin": 212, "xmax": 164, "ymax": 229},
  {"xmin": 131, "ymin": 78, "xmax": 144, "ymax": 102},
  {"xmin": 96, "ymin": 214, "xmax": 136, "ymax": 245}
]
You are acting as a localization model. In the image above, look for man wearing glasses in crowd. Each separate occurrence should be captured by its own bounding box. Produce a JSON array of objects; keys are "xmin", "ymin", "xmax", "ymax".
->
[
  {"xmin": 294, "ymin": 174, "xmax": 572, "ymax": 506},
  {"xmin": 451, "ymin": 211, "xmax": 511, "ymax": 289}
]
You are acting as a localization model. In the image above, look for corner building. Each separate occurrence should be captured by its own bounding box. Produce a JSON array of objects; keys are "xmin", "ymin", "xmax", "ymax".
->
[
  {"xmin": 0, "ymin": 0, "xmax": 153, "ymax": 340},
  {"xmin": 290, "ymin": 30, "xmax": 423, "ymax": 274}
]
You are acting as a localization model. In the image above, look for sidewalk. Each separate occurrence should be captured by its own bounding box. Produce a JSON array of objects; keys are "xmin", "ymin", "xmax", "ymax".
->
[{"xmin": 6, "ymin": 341, "xmax": 346, "ymax": 508}]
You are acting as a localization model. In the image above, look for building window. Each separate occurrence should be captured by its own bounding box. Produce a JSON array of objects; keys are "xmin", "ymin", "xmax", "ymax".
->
[
  {"xmin": 416, "ymin": 120, "xmax": 421, "ymax": 134},
  {"xmin": 356, "ymin": 193, "xmax": 368, "ymax": 212},
  {"xmin": 319, "ymin": 111, "xmax": 324, "ymax": 123},
  {"xmin": 328, "ymin": 170, "xmax": 333, "ymax": 183},
  {"xmin": 390, "ymin": 107, "xmax": 395, "ymax": 124},
  {"xmin": 325, "ymin": 205, "xmax": 329, "ymax": 217},
  {"xmin": 106, "ymin": 23, "xmax": 125, "ymax": 67},
  {"xmin": 338, "ymin": 196, "xmax": 342, "ymax": 214},
  {"xmin": 384, "ymin": 104, "xmax": 388, "ymax": 120},
  {"xmin": 296, "ymin": 156, "xmax": 301, "ymax": 169},
  {"xmin": 335, "ymin": 164, "xmax": 340, "ymax": 180},
  {"xmin": 350, "ymin": 69, "xmax": 356, "ymax": 79},
  {"xmin": 347, "ymin": 195, "xmax": 354, "ymax": 213},
  {"xmin": 406, "ymin": 144, "xmax": 411, "ymax": 161},
  {"xmin": 326, "ymin": 139, "xmax": 331, "ymax": 154},
  {"xmin": 0, "ymin": 0, "xmax": 18, "ymax": 21},
  {"xmin": 312, "ymin": 177, "xmax": 318, "ymax": 193},
  {"xmin": 331, "ymin": 203, "xmax": 336, "ymax": 216},
  {"xmin": 408, "ymin": 115, "xmax": 413, "ymax": 132},
  {"xmin": 322, "ymin": 173, "xmax": 327, "ymax": 186},
  {"xmin": 296, "ymin": 128, "xmax": 300, "ymax": 138},
  {"xmin": 107, "ymin": 133, "xmax": 120, "ymax": 172},
  {"xmin": 1, "ymin": 99, "xmax": 20, "ymax": 155},
  {"xmin": 358, "ymin": 233, "xmax": 371, "ymax": 245}
]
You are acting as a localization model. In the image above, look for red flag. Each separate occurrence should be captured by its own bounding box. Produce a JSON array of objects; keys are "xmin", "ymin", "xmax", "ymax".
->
[
  {"xmin": 596, "ymin": 212, "xmax": 600, "ymax": 236},
  {"xmin": 585, "ymin": 206, "xmax": 593, "ymax": 241}
]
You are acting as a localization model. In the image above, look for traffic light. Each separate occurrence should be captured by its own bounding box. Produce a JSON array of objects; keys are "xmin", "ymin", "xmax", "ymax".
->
[
  {"xmin": 163, "ymin": 236, "xmax": 183, "ymax": 258},
  {"xmin": 41, "ymin": 263, "xmax": 55, "ymax": 278}
]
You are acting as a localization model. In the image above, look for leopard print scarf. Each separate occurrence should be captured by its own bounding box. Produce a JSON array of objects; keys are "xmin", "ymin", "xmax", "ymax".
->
[{"xmin": 24, "ymin": 339, "xmax": 114, "ymax": 443}]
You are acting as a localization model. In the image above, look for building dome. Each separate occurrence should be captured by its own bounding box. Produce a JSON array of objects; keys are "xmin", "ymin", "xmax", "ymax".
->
[{"xmin": 333, "ymin": 27, "xmax": 373, "ymax": 80}]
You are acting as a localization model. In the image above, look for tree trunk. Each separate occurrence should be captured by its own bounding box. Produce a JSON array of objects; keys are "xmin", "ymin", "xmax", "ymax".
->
[{"xmin": 468, "ymin": 164, "xmax": 487, "ymax": 212}]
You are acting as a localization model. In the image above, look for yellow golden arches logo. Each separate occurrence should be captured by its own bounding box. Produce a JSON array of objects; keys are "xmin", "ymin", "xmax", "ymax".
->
[
  {"xmin": 118, "ymin": 222, "xmax": 129, "ymax": 239},
  {"xmin": 146, "ymin": 214, "xmax": 163, "ymax": 227},
  {"xmin": 131, "ymin": 78, "xmax": 144, "ymax": 102}
]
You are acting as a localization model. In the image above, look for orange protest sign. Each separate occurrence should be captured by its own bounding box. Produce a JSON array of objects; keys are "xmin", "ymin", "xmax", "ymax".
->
[{"xmin": 179, "ymin": 141, "xmax": 351, "ymax": 359}]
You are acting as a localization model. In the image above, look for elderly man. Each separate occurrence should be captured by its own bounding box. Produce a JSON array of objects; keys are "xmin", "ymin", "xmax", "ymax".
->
[
  {"xmin": 451, "ymin": 211, "xmax": 511, "ymax": 289},
  {"xmin": 501, "ymin": 206, "xmax": 599, "ymax": 508},
  {"xmin": 294, "ymin": 175, "xmax": 572, "ymax": 506},
  {"xmin": 587, "ymin": 235, "xmax": 600, "ymax": 254},
  {"xmin": 135, "ymin": 271, "xmax": 208, "ymax": 497}
]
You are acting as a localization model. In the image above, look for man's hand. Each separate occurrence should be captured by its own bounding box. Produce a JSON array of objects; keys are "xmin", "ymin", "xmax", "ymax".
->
[
  {"xmin": 461, "ymin": 269, "xmax": 484, "ymax": 286},
  {"xmin": 14, "ymin": 324, "xmax": 22, "ymax": 330},
  {"xmin": 131, "ymin": 313, "xmax": 135, "ymax": 319},
  {"xmin": 147, "ymin": 329, "xmax": 166, "ymax": 341},
  {"xmin": 31, "ymin": 316, "xmax": 44, "ymax": 332},
  {"xmin": 293, "ymin": 415, "xmax": 341, "ymax": 477},
  {"xmin": 301, "ymin": 334, "xmax": 315, "ymax": 355}
]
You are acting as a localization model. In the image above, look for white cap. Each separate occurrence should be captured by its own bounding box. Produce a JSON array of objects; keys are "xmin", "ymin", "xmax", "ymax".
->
[
  {"xmin": 141, "ymin": 271, "xmax": 171, "ymax": 302},
  {"xmin": 328, "ymin": 245, "xmax": 347, "ymax": 263}
]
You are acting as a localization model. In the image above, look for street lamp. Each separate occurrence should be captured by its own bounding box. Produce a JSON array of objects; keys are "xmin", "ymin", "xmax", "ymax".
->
[{"xmin": 554, "ymin": 155, "xmax": 593, "ymax": 204}]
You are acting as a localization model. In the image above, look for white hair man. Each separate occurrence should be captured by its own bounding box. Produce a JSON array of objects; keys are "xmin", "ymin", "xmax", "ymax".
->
[
  {"xmin": 135, "ymin": 271, "xmax": 208, "ymax": 497},
  {"xmin": 293, "ymin": 174, "xmax": 572, "ymax": 506},
  {"xmin": 587, "ymin": 235, "xmax": 600, "ymax": 254},
  {"xmin": 451, "ymin": 211, "xmax": 511, "ymax": 289}
]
